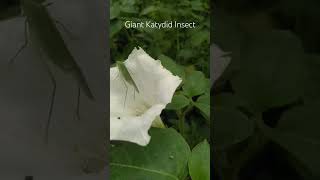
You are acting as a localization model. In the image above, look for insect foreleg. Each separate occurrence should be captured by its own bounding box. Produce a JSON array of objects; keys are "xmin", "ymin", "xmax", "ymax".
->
[
  {"xmin": 8, "ymin": 18, "xmax": 29, "ymax": 66},
  {"xmin": 133, "ymin": 86, "xmax": 136, "ymax": 100},
  {"xmin": 74, "ymin": 86, "xmax": 81, "ymax": 121},
  {"xmin": 121, "ymin": 78, "xmax": 128, "ymax": 109},
  {"xmin": 42, "ymin": 62, "xmax": 57, "ymax": 145}
]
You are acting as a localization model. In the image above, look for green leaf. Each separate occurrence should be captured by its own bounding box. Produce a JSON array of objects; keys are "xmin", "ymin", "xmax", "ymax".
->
[
  {"xmin": 110, "ymin": 3, "xmax": 120, "ymax": 20},
  {"xmin": 183, "ymin": 71, "xmax": 208, "ymax": 97},
  {"xmin": 190, "ymin": 29, "xmax": 209, "ymax": 47},
  {"xmin": 213, "ymin": 107, "xmax": 254, "ymax": 149},
  {"xmin": 166, "ymin": 94, "xmax": 190, "ymax": 110},
  {"xmin": 110, "ymin": 128, "xmax": 191, "ymax": 180},
  {"xmin": 159, "ymin": 54, "xmax": 186, "ymax": 80},
  {"xmin": 110, "ymin": 20, "xmax": 123, "ymax": 38},
  {"xmin": 267, "ymin": 103, "xmax": 320, "ymax": 178},
  {"xmin": 177, "ymin": 48, "xmax": 196, "ymax": 60},
  {"xmin": 231, "ymin": 31, "xmax": 306, "ymax": 111},
  {"xmin": 188, "ymin": 140, "xmax": 210, "ymax": 180},
  {"xmin": 194, "ymin": 93, "xmax": 210, "ymax": 121}
]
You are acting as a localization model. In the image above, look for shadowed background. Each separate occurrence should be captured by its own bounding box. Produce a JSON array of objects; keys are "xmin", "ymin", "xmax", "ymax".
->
[{"xmin": 0, "ymin": 0, "xmax": 108, "ymax": 179}]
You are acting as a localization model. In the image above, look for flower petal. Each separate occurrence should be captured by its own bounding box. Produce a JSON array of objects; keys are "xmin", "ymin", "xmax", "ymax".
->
[
  {"xmin": 110, "ymin": 104, "xmax": 165, "ymax": 146},
  {"xmin": 124, "ymin": 47, "xmax": 182, "ymax": 105},
  {"xmin": 110, "ymin": 47, "xmax": 181, "ymax": 146}
]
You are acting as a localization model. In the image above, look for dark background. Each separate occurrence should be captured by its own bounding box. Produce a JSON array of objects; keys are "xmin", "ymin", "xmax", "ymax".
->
[
  {"xmin": 212, "ymin": 0, "xmax": 320, "ymax": 180},
  {"xmin": 0, "ymin": 0, "xmax": 108, "ymax": 179}
]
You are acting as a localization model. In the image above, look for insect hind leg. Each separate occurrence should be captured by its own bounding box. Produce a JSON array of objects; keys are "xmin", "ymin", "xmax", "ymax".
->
[
  {"xmin": 113, "ymin": 71, "xmax": 129, "ymax": 109},
  {"xmin": 41, "ymin": 62, "xmax": 57, "ymax": 145},
  {"xmin": 121, "ymin": 78, "xmax": 128, "ymax": 109}
]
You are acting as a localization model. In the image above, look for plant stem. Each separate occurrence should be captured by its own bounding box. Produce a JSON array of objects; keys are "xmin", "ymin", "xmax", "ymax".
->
[
  {"xmin": 178, "ymin": 104, "xmax": 193, "ymax": 137},
  {"xmin": 176, "ymin": 29, "xmax": 180, "ymax": 61}
]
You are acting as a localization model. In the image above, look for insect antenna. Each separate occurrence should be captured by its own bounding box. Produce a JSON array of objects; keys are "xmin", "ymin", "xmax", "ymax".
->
[{"xmin": 40, "ymin": 60, "xmax": 57, "ymax": 145}]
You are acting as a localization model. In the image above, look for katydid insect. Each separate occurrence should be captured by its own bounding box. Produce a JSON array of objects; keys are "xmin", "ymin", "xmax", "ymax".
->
[
  {"xmin": 116, "ymin": 61, "xmax": 139, "ymax": 93},
  {"xmin": 9, "ymin": 0, "xmax": 94, "ymax": 144},
  {"xmin": 115, "ymin": 61, "xmax": 140, "ymax": 108}
]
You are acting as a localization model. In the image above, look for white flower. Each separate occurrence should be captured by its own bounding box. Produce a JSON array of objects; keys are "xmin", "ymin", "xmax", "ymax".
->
[
  {"xmin": 110, "ymin": 47, "xmax": 182, "ymax": 146},
  {"xmin": 211, "ymin": 43, "xmax": 231, "ymax": 86}
]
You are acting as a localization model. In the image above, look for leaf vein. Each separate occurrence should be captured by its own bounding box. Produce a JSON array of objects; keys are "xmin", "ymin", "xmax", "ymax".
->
[{"xmin": 110, "ymin": 163, "xmax": 179, "ymax": 180}]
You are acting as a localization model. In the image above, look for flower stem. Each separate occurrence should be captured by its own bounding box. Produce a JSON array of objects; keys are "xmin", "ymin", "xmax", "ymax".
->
[{"xmin": 178, "ymin": 104, "xmax": 193, "ymax": 137}]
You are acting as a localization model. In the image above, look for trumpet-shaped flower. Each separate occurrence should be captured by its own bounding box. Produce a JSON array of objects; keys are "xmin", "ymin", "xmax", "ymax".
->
[{"xmin": 110, "ymin": 47, "xmax": 182, "ymax": 146}]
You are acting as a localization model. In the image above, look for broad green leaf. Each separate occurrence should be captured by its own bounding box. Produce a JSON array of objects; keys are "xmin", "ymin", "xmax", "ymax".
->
[
  {"xmin": 166, "ymin": 94, "xmax": 190, "ymax": 110},
  {"xmin": 183, "ymin": 71, "xmax": 208, "ymax": 97},
  {"xmin": 110, "ymin": 20, "xmax": 123, "ymax": 38},
  {"xmin": 194, "ymin": 93, "xmax": 210, "ymax": 121},
  {"xmin": 110, "ymin": 3, "xmax": 120, "ymax": 20},
  {"xmin": 188, "ymin": 140, "xmax": 210, "ymax": 180},
  {"xmin": 159, "ymin": 54, "xmax": 186, "ymax": 80},
  {"xmin": 231, "ymin": 31, "xmax": 306, "ymax": 111},
  {"xmin": 213, "ymin": 107, "xmax": 254, "ymax": 149},
  {"xmin": 267, "ymin": 103, "xmax": 320, "ymax": 178},
  {"xmin": 190, "ymin": 29, "xmax": 209, "ymax": 47},
  {"xmin": 110, "ymin": 128, "xmax": 191, "ymax": 180}
]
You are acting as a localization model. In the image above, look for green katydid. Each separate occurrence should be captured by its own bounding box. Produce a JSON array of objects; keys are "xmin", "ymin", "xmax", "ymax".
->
[
  {"xmin": 9, "ymin": 0, "xmax": 94, "ymax": 144},
  {"xmin": 116, "ymin": 61, "xmax": 139, "ymax": 93},
  {"xmin": 114, "ymin": 61, "xmax": 140, "ymax": 108}
]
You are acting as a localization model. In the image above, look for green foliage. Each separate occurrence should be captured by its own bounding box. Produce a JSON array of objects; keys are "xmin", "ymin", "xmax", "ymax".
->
[
  {"xmin": 110, "ymin": 128, "xmax": 191, "ymax": 180},
  {"xmin": 194, "ymin": 93, "xmax": 210, "ymax": 121},
  {"xmin": 213, "ymin": 1, "xmax": 320, "ymax": 179},
  {"xmin": 188, "ymin": 140, "xmax": 210, "ymax": 180},
  {"xmin": 183, "ymin": 71, "xmax": 209, "ymax": 97},
  {"xmin": 166, "ymin": 95, "xmax": 190, "ymax": 111},
  {"xmin": 213, "ymin": 107, "xmax": 254, "ymax": 149},
  {"xmin": 231, "ymin": 31, "xmax": 306, "ymax": 112},
  {"xmin": 265, "ymin": 103, "xmax": 320, "ymax": 178},
  {"xmin": 159, "ymin": 54, "xmax": 186, "ymax": 81},
  {"xmin": 110, "ymin": 0, "xmax": 210, "ymax": 77},
  {"xmin": 110, "ymin": 0, "xmax": 210, "ymax": 179}
]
